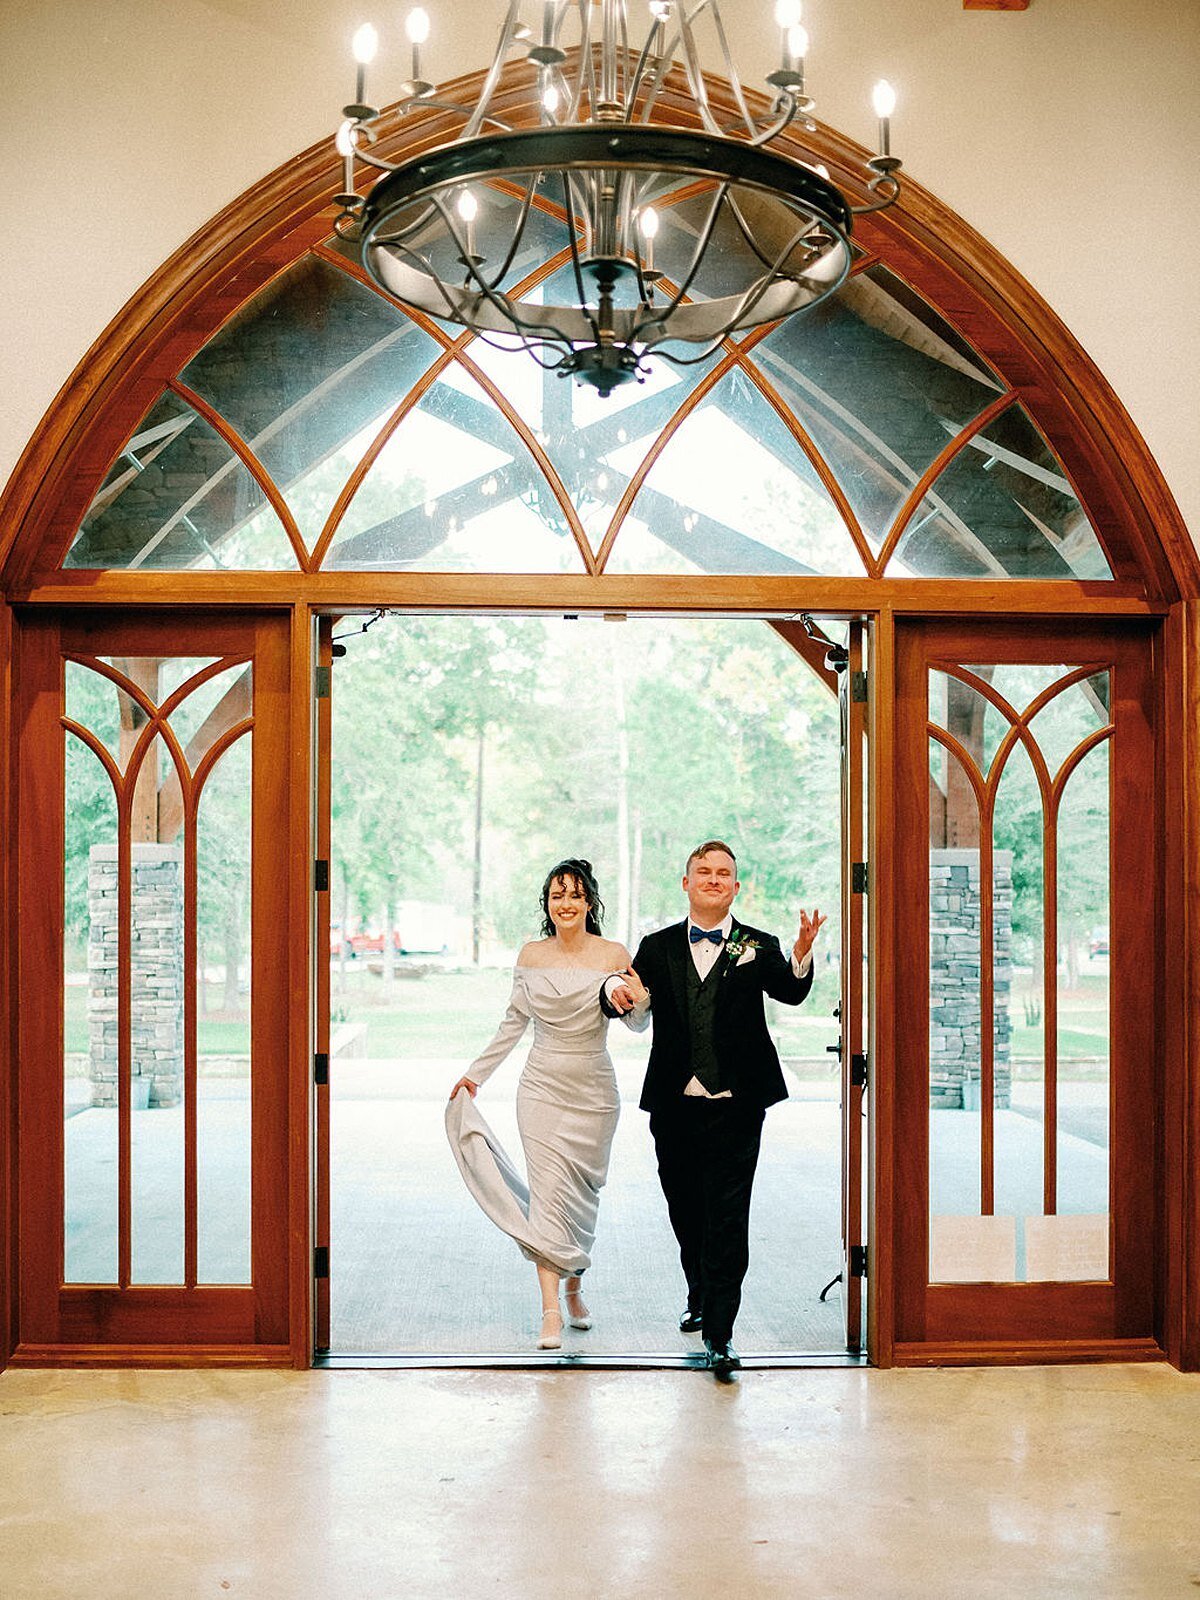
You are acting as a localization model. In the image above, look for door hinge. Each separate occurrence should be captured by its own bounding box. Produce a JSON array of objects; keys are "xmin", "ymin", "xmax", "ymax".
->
[
  {"xmin": 314, "ymin": 858, "xmax": 330, "ymax": 892},
  {"xmin": 850, "ymin": 670, "xmax": 868, "ymax": 703},
  {"xmin": 850, "ymin": 1052, "xmax": 868, "ymax": 1089},
  {"xmin": 849, "ymin": 1244, "xmax": 868, "ymax": 1278},
  {"xmin": 314, "ymin": 1245, "xmax": 330, "ymax": 1280},
  {"xmin": 315, "ymin": 664, "xmax": 331, "ymax": 699},
  {"xmin": 314, "ymin": 1052, "xmax": 329, "ymax": 1087},
  {"xmin": 852, "ymin": 861, "xmax": 869, "ymax": 894}
]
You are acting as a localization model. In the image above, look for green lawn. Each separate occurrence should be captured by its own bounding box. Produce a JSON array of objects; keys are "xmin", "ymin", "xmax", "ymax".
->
[{"xmin": 63, "ymin": 962, "xmax": 1108, "ymax": 1068}]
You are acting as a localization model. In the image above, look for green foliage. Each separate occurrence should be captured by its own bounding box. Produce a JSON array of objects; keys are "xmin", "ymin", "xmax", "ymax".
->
[{"xmin": 332, "ymin": 616, "xmax": 842, "ymax": 955}]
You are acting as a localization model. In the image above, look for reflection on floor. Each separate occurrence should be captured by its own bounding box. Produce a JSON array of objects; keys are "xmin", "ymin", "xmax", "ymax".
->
[
  {"xmin": 331, "ymin": 1058, "xmax": 849, "ymax": 1356},
  {"xmin": 2, "ymin": 1363, "xmax": 1197, "ymax": 1599}
]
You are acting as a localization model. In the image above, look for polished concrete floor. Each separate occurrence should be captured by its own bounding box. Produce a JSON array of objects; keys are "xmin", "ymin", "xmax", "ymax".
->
[{"xmin": 1, "ymin": 1362, "xmax": 1198, "ymax": 1598}]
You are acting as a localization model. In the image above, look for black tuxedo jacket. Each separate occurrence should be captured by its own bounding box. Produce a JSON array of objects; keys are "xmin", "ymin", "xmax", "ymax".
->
[{"xmin": 604, "ymin": 919, "xmax": 813, "ymax": 1113}]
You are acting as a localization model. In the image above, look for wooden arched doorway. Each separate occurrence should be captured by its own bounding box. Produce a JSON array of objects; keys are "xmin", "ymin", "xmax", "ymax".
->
[{"xmin": 1, "ymin": 61, "xmax": 1197, "ymax": 1371}]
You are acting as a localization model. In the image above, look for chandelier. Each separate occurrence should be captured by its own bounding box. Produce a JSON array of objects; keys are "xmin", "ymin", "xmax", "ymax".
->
[{"xmin": 333, "ymin": 1, "xmax": 901, "ymax": 396}]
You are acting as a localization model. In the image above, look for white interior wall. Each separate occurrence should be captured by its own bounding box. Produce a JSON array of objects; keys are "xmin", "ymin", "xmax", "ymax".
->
[{"xmin": 2, "ymin": 0, "xmax": 1197, "ymax": 545}]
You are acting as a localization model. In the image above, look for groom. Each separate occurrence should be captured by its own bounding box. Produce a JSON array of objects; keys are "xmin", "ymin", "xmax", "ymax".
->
[{"xmin": 603, "ymin": 840, "xmax": 824, "ymax": 1379}]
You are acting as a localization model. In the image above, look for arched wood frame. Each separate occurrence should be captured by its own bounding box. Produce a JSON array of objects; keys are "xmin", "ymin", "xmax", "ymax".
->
[
  {"xmin": 0, "ymin": 59, "xmax": 1194, "ymax": 604},
  {"xmin": 0, "ymin": 59, "xmax": 1196, "ymax": 1376}
]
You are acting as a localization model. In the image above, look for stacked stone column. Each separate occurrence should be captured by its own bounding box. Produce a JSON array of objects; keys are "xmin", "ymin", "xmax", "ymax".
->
[
  {"xmin": 87, "ymin": 842, "xmax": 184, "ymax": 1108},
  {"xmin": 929, "ymin": 847, "xmax": 1013, "ymax": 1109}
]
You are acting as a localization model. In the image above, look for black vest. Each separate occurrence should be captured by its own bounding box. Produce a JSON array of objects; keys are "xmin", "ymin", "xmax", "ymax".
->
[{"xmin": 685, "ymin": 956, "xmax": 723, "ymax": 1093}]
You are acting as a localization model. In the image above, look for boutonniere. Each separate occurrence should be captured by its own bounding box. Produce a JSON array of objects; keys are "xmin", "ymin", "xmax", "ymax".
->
[{"xmin": 725, "ymin": 931, "xmax": 760, "ymax": 965}]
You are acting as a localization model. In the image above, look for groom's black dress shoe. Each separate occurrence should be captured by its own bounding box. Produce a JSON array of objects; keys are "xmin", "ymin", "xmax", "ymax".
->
[
  {"xmin": 679, "ymin": 1308, "xmax": 703, "ymax": 1333},
  {"xmin": 704, "ymin": 1340, "xmax": 741, "ymax": 1380}
]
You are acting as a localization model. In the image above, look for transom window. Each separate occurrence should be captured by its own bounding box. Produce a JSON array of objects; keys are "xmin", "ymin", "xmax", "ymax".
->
[{"xmin": 64, "ymin": 234, "xmax": 1112, "ymax": 582}]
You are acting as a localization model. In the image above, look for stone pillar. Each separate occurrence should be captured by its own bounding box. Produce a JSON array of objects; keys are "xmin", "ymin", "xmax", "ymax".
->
[
  {"xmin": 87, "ymin": 842, "xmax": 184, "ymax": 1108},
  {"xmin": 929, "ymin": 847, "xmax": 1013, "ymax": 1109}
]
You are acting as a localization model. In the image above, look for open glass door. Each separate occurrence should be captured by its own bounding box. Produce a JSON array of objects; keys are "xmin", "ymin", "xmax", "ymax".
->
[
  {"xmin": 313, "ymin": 616, "xmax": 333, "ymax": 1355},
  {"xmin": 838, "ymin": 618, "xmax": 868, "ymax": 1352},
  {"xmin": 16, "ymin": 609, "xmax": 293, "ymax": 1357},
  {"xmin": 892, "ymin": 618, "xmax": 1157, "ymax": 1358}
]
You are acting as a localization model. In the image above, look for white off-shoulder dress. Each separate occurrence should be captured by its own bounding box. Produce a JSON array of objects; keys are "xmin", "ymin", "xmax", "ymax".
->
[{"xmin": 445, "ymin": 967, "xmax": 621, "ymax": 1278}]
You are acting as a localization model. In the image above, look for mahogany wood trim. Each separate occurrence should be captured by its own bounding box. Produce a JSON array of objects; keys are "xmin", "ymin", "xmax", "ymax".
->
[
  {"xmin": 251, "ymin": 614, "xmax": 293, "ymax": 1348},
  {"xmin": 7, "ymin": 1342, "xmax": 294, "ymax": 1368},
  {"xmin": 7, "ymin": 572, "xmax": 1164, "ymax": 616},
  {"xmin": 0, "ymin": 601, "xmax": 13, "ymax": 1367},
  {"xmin": 893, "ymin": 619, "xmax": 1159, "ymax": 1350},
  {"xmin": 1, "ymin": 64, "xmax": 1192, "ymax": 601},
  {"xmin": 842, "ymin": 620, "xmax": 866, "ymax": 1349},
  {"xmin": 867, "ymin": 607, "xmax": 897, "ymax": 1366},
  {"xmin": 893, "ymin": 1338, "xmax": 1164, "ymax": 1368},
  {"xmin": 168, "ymin": 381, "xmax": 313, "ymax": 573},
  {"xmin": 17, "ymin": 616, "xmax": 66, "ymax": 1341},
  {"xmin": 1161, "ymin": 601, "xmax": 1200, "ymax": 1369}
]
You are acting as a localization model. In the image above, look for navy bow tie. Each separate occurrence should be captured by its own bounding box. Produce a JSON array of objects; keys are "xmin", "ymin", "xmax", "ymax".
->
[{"xmin": 689, "ymin": 926, "xmax": 724, "ymax": 945}]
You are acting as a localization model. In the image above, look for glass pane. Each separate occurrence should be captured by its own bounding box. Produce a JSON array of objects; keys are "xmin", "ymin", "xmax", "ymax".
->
[
  {"xmin": 891, "ymin": 405, "xmax": 1113, "ymax": 579},
  {"xmin": 929, "ymin": 660, "xmax": 1114, "ymax": 1286},
  {"xmin": 65, "ymin": 394, "xmax": 296, "ymax": 571},
  {"xmin": 324, "ymin": 361, "xmax": 586, "ymax": 571},
  {"xmin": 1028, "ymin": 672, "xmax": 1112, "ymax": 779},
  {"xmin": 197, "ymin": 731, "xmax": 252, "ymax": 1284},
  {"xmin": 1053, "ymin": 737, "xmax": 1111, "ymax": 1258},
  {"xmin": 180, "ymin": 256, "xmax": 443, "ymax": 549},
  {"xmin": 992, "ymin": 739, "xmax": 1041, "ymax": 1271},
  {"xmin": 464, "ymin": 271, "xmax": 715, "ymax": 562},
  {"xmin": 164, "ymin": 662, "xmax": 252, "ymax": 763},
  {"xmin": 64, "ymin": 733, "xmax": 119, "ymax": 1284},
  {"xmin": 129, "ymin": 734, "xmax": 186, "ymax": 1283},
  {"xmin": 609, "ymin": 366, "xmax": 864, "ymax": 575},
  {"xmin": 754, "ymin": 264, "xmax": 1006, "ymax": 555},
  {"xmin": 929, "ymin": 737, "xmax": 987, "ymax": 1280}
]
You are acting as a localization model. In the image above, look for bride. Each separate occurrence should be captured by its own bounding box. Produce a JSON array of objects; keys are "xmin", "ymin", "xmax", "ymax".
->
[{"xmin": 447, "ymin": 858, "xmax": 647, "ymax": 1350}]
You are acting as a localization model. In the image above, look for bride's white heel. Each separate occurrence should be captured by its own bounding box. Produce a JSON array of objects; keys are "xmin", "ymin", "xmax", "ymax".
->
[
  {"xmin": 537, "ymin": 1308, "xmax": 564, "ymax": 1350},
  {"xmin": 565, "ymin": 1289, "xmax": 592, "ymax": 1331}
]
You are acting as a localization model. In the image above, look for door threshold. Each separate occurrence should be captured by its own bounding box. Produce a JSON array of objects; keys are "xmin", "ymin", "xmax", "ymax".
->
[{"xmin": 314, "ymin": 1350, "xmax": 868, "ymax": 1370}]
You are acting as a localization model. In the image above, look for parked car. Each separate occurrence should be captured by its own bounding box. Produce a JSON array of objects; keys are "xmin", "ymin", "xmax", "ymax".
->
[{"xmin": 1088, "ymin": 925, "xmax": 1109, "ymax": 958}]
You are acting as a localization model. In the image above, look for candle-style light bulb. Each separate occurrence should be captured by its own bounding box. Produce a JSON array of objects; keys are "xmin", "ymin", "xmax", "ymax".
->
[
  {"xmin": 787, "ymin": 21, "xmax": 808, "ymax": 84},
  {"xmin": 457, "ymin": 188, "xmax": 479, "ymax": 261},
  {"xmin": 773, "ymin": 0, "xmax": 802, "ymax": 75},
  {"xmin": 639, "ymin": 205, "xmax": 659, "ymax": 276},
  {"xmin": 351, "ymin": 23, "xmax": 378, "ymax": 105},
  {"xmin": 406, "ymin": 8, "xmax": 430, "ymax": 81},
  {"xmin": 352, "ymin": 22, "xmax": 379, "ymax": 61},
  {"xmin": 335, "ymin": 119, "xmax": 357, "ymax": 194},
  {"xmin": 872, "ymin": 78, "xmax": 896, "ymax": 157},
  {"xmin": 542, "ymin": 83, "xmax": 560, "ymax": 116}
]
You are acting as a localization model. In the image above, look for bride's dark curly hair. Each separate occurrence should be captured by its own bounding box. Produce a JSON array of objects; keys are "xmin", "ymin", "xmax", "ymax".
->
[{"xmin": 540, "ymin": 858, "xmax": 605, "ymax": 938}]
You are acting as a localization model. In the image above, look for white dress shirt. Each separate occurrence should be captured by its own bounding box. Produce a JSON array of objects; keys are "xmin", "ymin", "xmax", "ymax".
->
[{"xmin": 605, "ymin": 917, "xmax": 815, "ymax": 1100}]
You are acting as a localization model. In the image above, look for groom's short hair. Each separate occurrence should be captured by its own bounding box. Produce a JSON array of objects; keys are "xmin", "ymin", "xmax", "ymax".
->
[{"xmin": 686, "ymin": 839, "xmax": 737, "ymax": 874}]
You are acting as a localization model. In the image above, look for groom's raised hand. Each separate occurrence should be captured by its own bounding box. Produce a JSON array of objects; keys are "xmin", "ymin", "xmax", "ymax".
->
[{"xmin": 793, "ymin": 908, "xmax": 827, "ymax": 966}]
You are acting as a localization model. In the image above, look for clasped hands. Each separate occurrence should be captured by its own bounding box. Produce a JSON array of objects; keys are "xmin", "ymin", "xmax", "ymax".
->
[{"xmin": 606, "ymin": 965, "xmax": 650, "ymax": 1016}]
